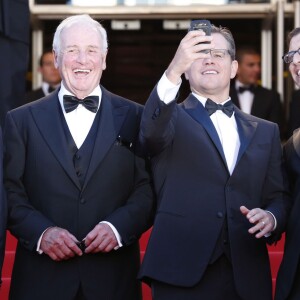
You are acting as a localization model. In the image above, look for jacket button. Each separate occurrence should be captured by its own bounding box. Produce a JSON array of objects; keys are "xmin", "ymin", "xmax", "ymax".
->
[
  {"xmin": 217, "ymin": 212, "xmax": 223, "ymax": 218},
  {"xmin": 80, "ymin": 198, "xmax": 86, "ymax": 204}
]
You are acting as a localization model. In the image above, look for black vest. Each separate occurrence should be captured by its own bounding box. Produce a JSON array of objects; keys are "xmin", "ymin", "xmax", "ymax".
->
[{"xmin": 59, "ymin": 105, "xmax": 101, "ymax": 188}]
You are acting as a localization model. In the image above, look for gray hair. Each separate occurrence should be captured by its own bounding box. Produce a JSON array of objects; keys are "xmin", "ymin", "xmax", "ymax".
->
[
  {"xmin": 287, "ymin": 27, "xmax": 300, "ymax": 47},
  {"xmin": 52, "ymin": 14, "xmax": 108, "ymax": 54},
  {"xmin": 211, "ymin": 24, "xmax": 236, "ymax": 61}
]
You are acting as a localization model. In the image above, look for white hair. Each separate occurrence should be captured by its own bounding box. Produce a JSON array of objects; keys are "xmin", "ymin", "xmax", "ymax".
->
[{"xmin": 52, "ymin": 14, "xmax": 108, "ymax": 54}]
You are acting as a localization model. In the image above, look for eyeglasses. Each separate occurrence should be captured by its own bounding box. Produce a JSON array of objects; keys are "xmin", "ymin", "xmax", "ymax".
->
[
  {"xmin": 200, "ymin": 49, "xmax": 230, "ymax": 60},
  {"xmin": 282, "ymin": 48, "xmax": 300, "ymax": 64}
]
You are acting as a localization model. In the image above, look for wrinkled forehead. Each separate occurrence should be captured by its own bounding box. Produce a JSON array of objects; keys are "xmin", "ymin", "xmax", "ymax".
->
[{"xmin": 61, "ymin": 22, "xmax": 102, "ymax": 46}]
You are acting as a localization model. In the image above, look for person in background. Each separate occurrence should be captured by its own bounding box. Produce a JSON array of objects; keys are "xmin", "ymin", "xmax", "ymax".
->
[
  {"xmin": 275, "ymin": 27, "xmax": 300, "ymax": 300},
  {"xmin": 230, "ymin": 46, "xmax": 285, "ymax": 138},
  {"xmin": 26, "ymin": 49, "xmax": 61, "ymax": 102},
  {"xmin": 4, "ymin": 14, "xmax": 154, "ymax": 300},
  {"xmin": 139, "ymin": 24, "xmax": 289, "ymax": 300}
]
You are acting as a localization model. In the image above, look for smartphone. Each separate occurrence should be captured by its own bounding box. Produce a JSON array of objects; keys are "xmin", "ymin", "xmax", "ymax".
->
[{"xmin": 189, "ymin": 19, "xmax": 211, "ymax": 45}]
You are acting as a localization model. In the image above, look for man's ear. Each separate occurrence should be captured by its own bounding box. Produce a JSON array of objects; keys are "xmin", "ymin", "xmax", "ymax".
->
[{"xmin": 230, "ymin": 60, "xmax": 238, "ymax": 79}]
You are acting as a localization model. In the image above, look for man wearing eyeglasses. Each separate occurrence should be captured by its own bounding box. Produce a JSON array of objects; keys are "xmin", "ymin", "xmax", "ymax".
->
[
  {"xmin": 275, "ymin": 27, "xmax": 300, "ymax": 300},
  {"xmin": 139, "ymin": 24, "xmax": 289, "ymax": 300}
]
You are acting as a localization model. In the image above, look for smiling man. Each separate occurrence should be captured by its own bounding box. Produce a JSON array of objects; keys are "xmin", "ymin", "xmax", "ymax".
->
[
  {"xmin": 139, "ymin": 24, "xmax": 289, "ymax": 300},
  {"xmin": 4, "ymin": 14, "xmax": 154, "ymax": 300}
]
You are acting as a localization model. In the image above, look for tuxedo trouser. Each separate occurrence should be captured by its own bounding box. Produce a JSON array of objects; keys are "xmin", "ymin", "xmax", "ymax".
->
[
  {"xmin": 151, "ymin": 254, "xmax": 241, "ymax": 300},
  {"xmin": 286, "ymin": 258, "xmax": 300, "ymax": 300},
  {"xmin": 75, "ymin": 284, "xmax": 86, "ymax": 300}
]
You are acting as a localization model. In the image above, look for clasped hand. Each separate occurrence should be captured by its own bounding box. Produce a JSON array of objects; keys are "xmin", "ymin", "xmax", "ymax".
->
[{"xmin": 40, "ymin": 223, "xmax": 118, "ymax": 261}]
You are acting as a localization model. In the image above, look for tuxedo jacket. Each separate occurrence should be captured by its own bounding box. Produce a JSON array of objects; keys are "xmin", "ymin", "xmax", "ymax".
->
[
  {"xmin": 0, "ymin": 0, "xmax": 29, "ymax": 128},
  {"xmin": 275, "ymin": 129, "xmax": 300, "ymax": 300},
  {"xmin": 230, "ymin": 81, "xmax": 284, "ymax": 137},
  {"xmin": 139, "ymin": 88, "xmax": 289, "ymax": 300},
  {"xmin": 4, "ymin": 86, "xmax": 154, "ymax": 300},
  {"xmin": 287, "ymin": 89, "xmax": 300, "ymax": 138}
]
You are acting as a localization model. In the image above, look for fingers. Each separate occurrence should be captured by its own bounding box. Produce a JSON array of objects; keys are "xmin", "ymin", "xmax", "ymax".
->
[
  {"xmin": 240, "ymin": 205, "xmax": 250, "ymax": 216},
  {"xmin": 40, "ymin": 227, "xmax": 82, "ymax": 261},
  {"xmin": 240, "ymin": 206, "xmax": 275, "ymax": 239},
  {"xmin": 166, "ymin": 31, "xmax": 214, "ymax": 83},
  {"xmin": 84, "ymin": 223, "xmax": 118, "ymax": 254}
]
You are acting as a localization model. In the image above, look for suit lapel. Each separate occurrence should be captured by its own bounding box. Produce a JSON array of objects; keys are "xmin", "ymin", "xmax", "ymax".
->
[
  {"xmin": 234, "ymin": 109, "xmax": 258, "ymax": 165},
  {"xmin": 82, "ymin": 87, "xmax": 129, "ymax": 190},
  {"xmin": 30, "ymin": 93, "xmax": 81, "ymax": 190},
  {"xmin": 183, "ymin": 95, "xmax": 258, "ymax": 174},
  {"xmin": 292, "ymin": 128, "xmax": 300, "ymax": 158},
  {"xmin": 183, "ymin": 95, "xmax": 227, "ymax": 164}
]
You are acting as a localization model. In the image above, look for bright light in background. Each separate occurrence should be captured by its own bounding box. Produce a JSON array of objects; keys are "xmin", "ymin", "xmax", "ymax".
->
[{"xmin": 69, "ymin": 0, "xmax": 229, "ymax": 6}]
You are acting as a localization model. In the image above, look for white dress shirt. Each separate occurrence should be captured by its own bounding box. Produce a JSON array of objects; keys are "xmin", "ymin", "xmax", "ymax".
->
[{"xmin": 235, "ymin": 79, "xmax": 254, "ymax": 114}]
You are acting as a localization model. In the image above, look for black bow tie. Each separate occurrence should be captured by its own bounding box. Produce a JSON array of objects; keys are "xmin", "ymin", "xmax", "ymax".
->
[
  {"xmin": 205, "ymin": 98, "xmax": 234, "ymax": 118},
  {"xmin": 63, "ymin": 95, "xmax": 99, "ymax": 113},
  {"xmin": 238, "ymin": 85, "xmax": 254, "ymax": 94}
]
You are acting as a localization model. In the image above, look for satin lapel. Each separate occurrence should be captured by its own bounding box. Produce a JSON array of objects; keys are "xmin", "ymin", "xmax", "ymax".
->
[
  {"xmin": 292, "ymin": 128, "xmax": 300, "ymax": 158},
  {"xmin": 30, "ymin": 94, "xmax": 81, "ymax": 190},
  {"xmin": 82, "ymin": 89, "xmax": 129, "ymax": 190},
  {"xmin": 183, "ymin": 95, "xmax": 227, "ymax": 164},
  {"xmin": 234, "ymin": 109, "xmax": 258, "ymax": 164}
]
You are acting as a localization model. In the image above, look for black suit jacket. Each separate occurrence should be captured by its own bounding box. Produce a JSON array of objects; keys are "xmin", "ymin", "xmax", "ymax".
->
[
  {"xmin": 286, "ymin": 89, "xmax": 300, "ymax": 138},
  {"xmin": 4, "ymin": 86, "xmax": 154, "ymax": 300},
  {"xmin": 25, "ymin": 88, "xmax": 46, "ymax": 103},
  {"xmin": 0, "ymin": 0, "xmax": 29, "ymax": 127},
  {"xmin": 275, "ymin": 129, "xmax": 300, "ymax": 300},
  {"xmin": 139, "ymin": 87, "xmax": 289, "ymax": 300},
  {"xmin": 230, "ymin": 81, "xmax": 284, "ymax": 138}
]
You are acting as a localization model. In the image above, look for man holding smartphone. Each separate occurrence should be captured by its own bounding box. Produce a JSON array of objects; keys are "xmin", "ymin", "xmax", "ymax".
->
[{"xmin": 138, "ymin": 22, "xmax": 289, "ymax": 300}]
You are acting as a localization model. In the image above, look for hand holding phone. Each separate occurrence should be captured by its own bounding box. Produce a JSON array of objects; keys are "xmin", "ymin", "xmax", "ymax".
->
[{"xmin": 189, "ymin": 19, "xmax": 211, "ymax": 45}]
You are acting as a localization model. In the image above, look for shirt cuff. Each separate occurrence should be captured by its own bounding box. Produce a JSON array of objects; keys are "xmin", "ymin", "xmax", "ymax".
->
[
  {"xmin": 100, "ymin": 221, "xmax": 123, "ymax": 250},
  {"xmin": 265, "ymin": 210, "xmax": 277, "ymax": 231},
  {"xmin": 36, "ymin": 227, "xmax": 54, "ymax": 254},
  {"xmin": 157, "ymin": 71, "xmax": 182, "ymax": 104}
]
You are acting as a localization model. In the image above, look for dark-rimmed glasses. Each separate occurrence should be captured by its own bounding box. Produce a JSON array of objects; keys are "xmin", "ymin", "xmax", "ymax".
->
[
  {"xmin": 200, "ymin": 49, "xmax": 230, "ymax": 60},
  {"xmin": 282, "ymin": 48, "xmax": 300, "ymax": 64}
]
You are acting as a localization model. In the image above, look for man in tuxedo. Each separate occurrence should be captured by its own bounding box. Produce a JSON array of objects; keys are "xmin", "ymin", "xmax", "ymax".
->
[
  {"xmin": 4, "ymin": 14, "xmax": 154, "ymax": 300},
  {"xmin": 275, "ymin": 27, "xmax": 300, "ymax": 300},
  {"xmin": 139, "ymin": 24, "xmax": 289, "ymax": 300},
  {"xmin": 229, "ymin": 47, "xmax": 284, "ymax": 138},
  {"xmin": 26, "ymin": 49, "xmax": 61, "ymax": 102}
]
